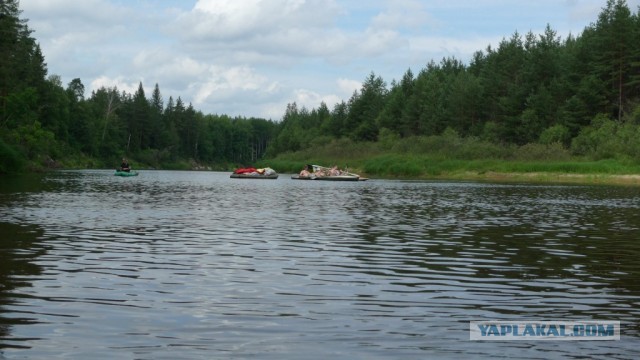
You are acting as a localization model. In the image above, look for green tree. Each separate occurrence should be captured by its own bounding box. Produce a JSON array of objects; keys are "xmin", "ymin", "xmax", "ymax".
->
[
  {"xmin": 1, "ymin": 0, "xmax": 47, "ymax": 128},
  {"xmin": 37, "ymin": 77, "xmax": 70, "ymax": 145},
  {"xmin": 347, "ymin": 72, "xmax": 387, "ymax": 141},
  {"xmin": 406, "ymin": 62, "xmax": 447, "ymax": 136},
  {"xmin": 130, "ymin": 82, "xmax": 151, "ymax": 151},
  {"xmin": 377, "ymin": 68, "xmax": 414, "ymax": 137},
  {"xmin": 269, "ymin": 102, "xmax": 303, "ymax": 155},
  {"xmin": 493, "ymin": 32, "xmax": 528, "ymax": 143},
  {"xmin": 591, "ymin": 0, "xmax": 635, "ymax": 120},
  {"xmin": 447, "ymin": 70, "xmax": 483, "ymax": 136},
  {"xmin": 65, "ymin": 79, "xmax": 96, "ymax": 154},
  {"xmin": 149, "ymin": 83, "xmax": 164, "ymax": 149},
  {"xmin": 89, "ymin": 86, "xmax": 123, "ymax": 158},
  {"xmin": 320, "ymin": 100, "xmax": 348, "ymax": 138}
]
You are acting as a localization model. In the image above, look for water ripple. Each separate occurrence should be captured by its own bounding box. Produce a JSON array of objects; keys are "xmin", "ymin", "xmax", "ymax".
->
[{"xmin": 1, "ymin": 171, "xmax": 639, "ymax": 359}]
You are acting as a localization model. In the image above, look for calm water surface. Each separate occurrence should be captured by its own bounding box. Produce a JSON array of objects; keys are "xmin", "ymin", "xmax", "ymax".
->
[{"xmin": 1, "ymin": 170, "xmax": 639, "ymax": 359}]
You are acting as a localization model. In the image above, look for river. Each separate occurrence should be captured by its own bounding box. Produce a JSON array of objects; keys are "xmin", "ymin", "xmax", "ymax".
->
[{"xmin": 1, "ymin": 170, "xmax": 639, "ymax": 359}]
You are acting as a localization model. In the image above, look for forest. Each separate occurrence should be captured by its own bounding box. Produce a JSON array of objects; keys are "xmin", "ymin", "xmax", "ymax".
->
[{"xmin": 1, "ymin": 0, "xmax": 640, "ymax": 176}]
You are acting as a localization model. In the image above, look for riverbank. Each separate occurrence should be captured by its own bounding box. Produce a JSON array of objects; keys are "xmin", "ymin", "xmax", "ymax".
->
[
  {"xmin": 261, "ymin": 155, "xmax": 640, "ymax": 186},
  {"xmin": 428, "ymin": 171, "xmax": 640, "ymax": 186},
  {"xmin": 257, "ymin": 134, "xmax": 640, "ymax": 186},
  {"xmin": 10, "ymin": 151, "xmax": 640, "ymax": 186},
  {"xmin": 11, "ymin": 164, "xmax": 640, "ymax": 186}
]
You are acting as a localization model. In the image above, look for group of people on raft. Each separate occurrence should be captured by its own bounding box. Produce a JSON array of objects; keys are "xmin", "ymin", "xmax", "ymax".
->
[
  {"xmin": 117, "ymin": 160, "xmax": 350, "ymax": 178},
  {"xmin": 299, "ymin": 165, "xmax": 344, "ymax": 177}
]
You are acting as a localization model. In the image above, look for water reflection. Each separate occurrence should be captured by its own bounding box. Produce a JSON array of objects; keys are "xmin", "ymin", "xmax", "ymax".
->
[
  {"xmin": 0, "ymin": 171, "xmax": 639, "ymax": 359},
  {"xmin": 0, "ymin": 222, "xmax": 44, "ymax": 349},
  {"xmin": 348, "ymin": 182, "xmax": 640, "ymax": 358}
]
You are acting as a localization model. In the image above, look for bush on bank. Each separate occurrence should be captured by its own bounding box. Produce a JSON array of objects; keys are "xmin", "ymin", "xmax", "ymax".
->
[{"xmin": 268, "ymin": 120, "xmax": 640, "ymax": 179}]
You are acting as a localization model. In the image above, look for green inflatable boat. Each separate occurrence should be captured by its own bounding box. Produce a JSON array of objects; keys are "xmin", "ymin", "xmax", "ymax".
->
[{"xmin": 114, "ymin": 170, "xmax": 139, "ymax": 177}]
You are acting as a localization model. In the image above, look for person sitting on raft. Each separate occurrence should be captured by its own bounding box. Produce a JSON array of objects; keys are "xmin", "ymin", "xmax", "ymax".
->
[
  {"xmin": 119, "ymin": 158, "xmax": 131, "ymax": 172},
  {"xmin": 299, "ymin": 164, "xmax": 312, "ymax": 177},
  {"xmin": 314, "ymin": 168, "xmax": 328, "ymax": 177}
]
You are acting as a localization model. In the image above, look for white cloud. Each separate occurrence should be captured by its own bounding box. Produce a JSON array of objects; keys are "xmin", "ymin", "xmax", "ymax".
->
[
  {"xmin": 359, "ymin": 28, "xmax": 405, "ymax": 57},
  {"xmin": 171, "ymin": 0, "xmax": 409, "ymax": 64},
  {"xmin": 133, "ymin": 51, "xmax": 207, "ymax": 82},
  {"xmin": 288, "ymin": 89, "xmax": 343, "ymax": 115},
  {"xmin": 21, "ymin": 0, "xmax": 129, "ymax": 24},
  {"xmin": 370, "ymin": 0, "xmax": 436, "ymax": 30},
  {"xmin": 287, "ymin": 78, "xmax": 360, "ymax": 113},
  {"xmin": 293, "ymin": 89, "xmax": 323, "ymax": 109},
  {"xmin": 90, "ymin": 76, "xmax": 141, "ymax": 95},
  {"xmin": 190, "ymin": 65, "xmax": 280, "ymax": 105},
  {"xmin": 409, "ymin": 35, "xmax": 504, "ymax": 60},
  {"xmin": 179, "ymin": 0, "xmax": 341, "ymax": 41},
  {"xmin": 261, "ymin": 102, "xmax": 291, "ymax": 120},
  {"xmin": 337, "ymin": 78, "xmax": 361, "ymax": 97}
]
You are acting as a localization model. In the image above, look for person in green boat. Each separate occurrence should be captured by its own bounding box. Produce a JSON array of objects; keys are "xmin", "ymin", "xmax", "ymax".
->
[{"xmin": 119, "ymin": 158, "xmax": 131, "ymax": 172}]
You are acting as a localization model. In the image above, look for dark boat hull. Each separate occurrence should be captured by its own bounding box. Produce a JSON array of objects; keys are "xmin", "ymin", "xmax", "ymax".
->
[
  {"xmin": 115, "ymin": 170, "xmax": 138, "ymax": 177},
  {"xmin": 291, "ymin": 175, "xmax": 361, "ymax": 181},
  {"xmin": 230, "ymin": 174, "xmax": 279, "ymax": 179}
]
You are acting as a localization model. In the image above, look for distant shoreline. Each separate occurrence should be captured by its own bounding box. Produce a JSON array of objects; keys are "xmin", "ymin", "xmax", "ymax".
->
[
  {"xmin": 7, "ymin": 167, "xmax": 640, "ymax": 186},
  {"xmin": 404, "ymin": 171, "xmax": 640, "ymax": 186},
  {"xmin": 262, "ymin": 155, "xmax": 640, "ymax": 187}
]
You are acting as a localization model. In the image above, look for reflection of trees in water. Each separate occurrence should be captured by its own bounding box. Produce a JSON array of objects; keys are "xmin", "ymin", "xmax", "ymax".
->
[
  {"xmin": 344, "ymin": 184, "xmax": 640, "ymax": 336},
  {"xmin": 0, "ymin": 222, "xmax": 44, "ymax": 349}
]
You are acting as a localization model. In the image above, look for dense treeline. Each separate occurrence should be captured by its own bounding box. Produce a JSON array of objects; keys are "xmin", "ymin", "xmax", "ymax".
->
[
  {"xmin": 0, "ymin": 0, "xmax": 277, "ymax": 172},
  {"xmin": 2, "ymin": 0, "xmax": 640, "ymax": 174},
  {"xmin": 268, "ymin": 0, "xmax": 640, "ymax": 162}
]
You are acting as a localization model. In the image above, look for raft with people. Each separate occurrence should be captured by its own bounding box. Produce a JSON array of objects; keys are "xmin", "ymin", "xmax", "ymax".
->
[
  {"xmin": 230, "ymin": 167, "xmax": 279, "ymax": 179},
  {"xmin": 114, "ymin": 157, "xmax": 138, "ymax": 176},
  {"xmin": 291, "ymin": 164, "xmax": 367, "ymax": 181}
]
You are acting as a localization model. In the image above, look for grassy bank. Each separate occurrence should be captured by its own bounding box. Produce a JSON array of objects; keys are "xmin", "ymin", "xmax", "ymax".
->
[
  {"xmin": 263, "ymin": 156, "xmax": 640, "ymax": 185},
  {"xmin": 15, "ymin": 133, "xmax": 640, "ymax": 186},
  {"xmin": 264, "ymin": 137, "xmax": 640, "ymax": 186},
  {"xmin": 20, "ymin": 150, "xmax": 238, "ymax": 173}
]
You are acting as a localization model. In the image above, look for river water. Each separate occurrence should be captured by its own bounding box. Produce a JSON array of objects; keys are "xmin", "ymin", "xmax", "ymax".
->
[{"xmin": 0, "ymin": 170, "xmax": 639, "ymax": 359}]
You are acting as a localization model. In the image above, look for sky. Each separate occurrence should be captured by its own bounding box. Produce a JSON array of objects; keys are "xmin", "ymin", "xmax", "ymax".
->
[{"xmin": 19, "ymin": 0, "xmax": 640, "ymax": 120}]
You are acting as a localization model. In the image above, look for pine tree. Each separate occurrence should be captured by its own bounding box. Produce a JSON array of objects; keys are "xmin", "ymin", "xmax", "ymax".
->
[{"xmin": 593, "ymin": 0, "xmax": 635, "ymax": 120}]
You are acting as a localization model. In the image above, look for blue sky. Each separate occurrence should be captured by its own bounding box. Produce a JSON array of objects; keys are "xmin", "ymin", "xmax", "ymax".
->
[{"xmin": 20, "ymin": 0, "xmax": 640, "ymax": 120}]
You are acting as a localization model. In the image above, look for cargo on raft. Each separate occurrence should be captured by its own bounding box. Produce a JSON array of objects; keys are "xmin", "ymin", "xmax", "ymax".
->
[
  {"xmin": 230, "ymin": 167, "xmax": 278, "ymax": 179},
  {"xmin": 291, "ymin": 165, "xmax": 367, "ymax": 181}
]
